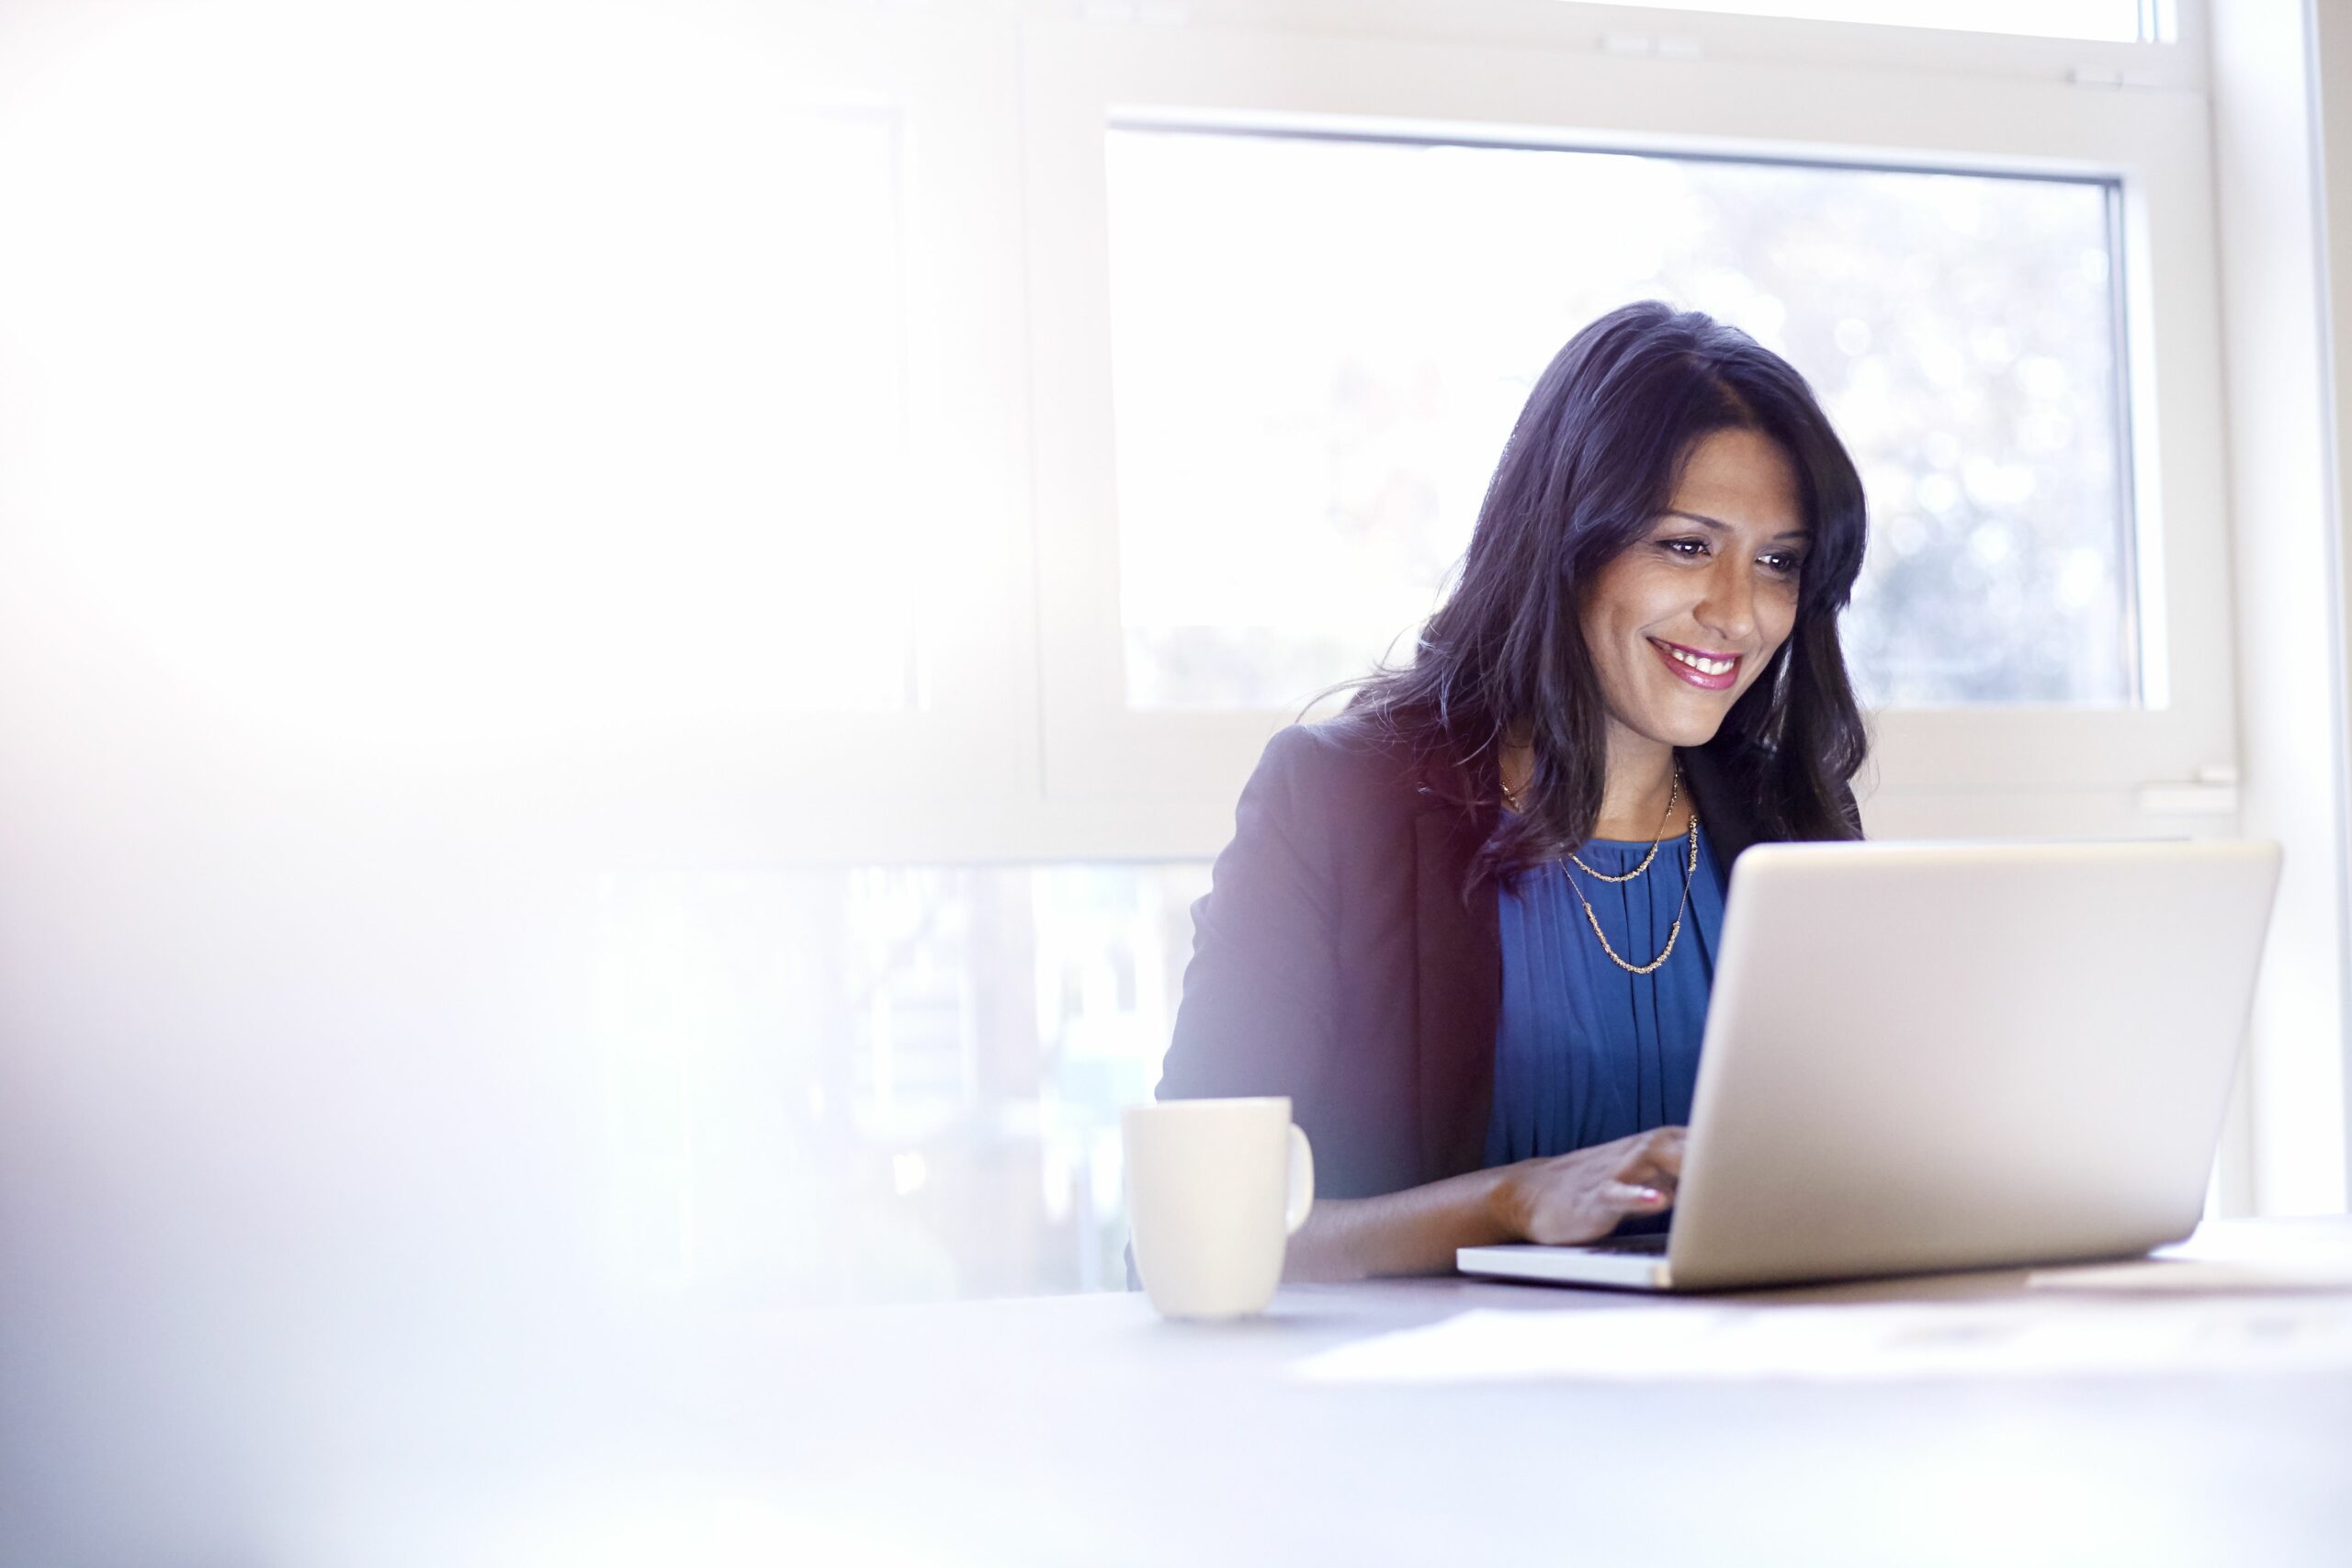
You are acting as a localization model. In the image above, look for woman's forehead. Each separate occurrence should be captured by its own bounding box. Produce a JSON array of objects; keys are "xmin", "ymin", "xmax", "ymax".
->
[{"xmin": 1668, "ymin": 429, "xmax": 1805, "ymax": 535}]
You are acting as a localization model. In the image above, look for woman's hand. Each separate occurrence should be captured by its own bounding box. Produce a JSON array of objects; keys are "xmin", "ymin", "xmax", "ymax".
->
[
  {"xmin": 1490, "ymin": 1126, "xmax": 1687, "ymax": 1246},
  {"xmin": 1282, "ymin": 1125, "xmax": 1689, "ymax": 1280}
]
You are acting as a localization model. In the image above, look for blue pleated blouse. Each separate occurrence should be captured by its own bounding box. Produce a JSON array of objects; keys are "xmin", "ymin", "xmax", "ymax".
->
[{"xmin": 1483, "ymin": 824, "xmax": 1728, "ymax": 1173}]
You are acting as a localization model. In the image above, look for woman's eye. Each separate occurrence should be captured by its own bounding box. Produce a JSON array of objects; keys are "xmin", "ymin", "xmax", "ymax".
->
[
  {"xmin": 1659, "ymin": 537, "xmax": 1708, "ymax": 559},
  {"xmin": 1760, "ymin": 552, "xmax": 1803, "ymax": 576}
]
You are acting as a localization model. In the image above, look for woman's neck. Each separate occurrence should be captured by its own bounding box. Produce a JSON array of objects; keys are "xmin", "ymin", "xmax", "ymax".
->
[
  {"xmin": 1592, "ymin": 736, "xmax": 1681, "ymax": 840},
  {"xmin": 1500, "ymin": 728, "xmax": 1690, "ymax": 839}
]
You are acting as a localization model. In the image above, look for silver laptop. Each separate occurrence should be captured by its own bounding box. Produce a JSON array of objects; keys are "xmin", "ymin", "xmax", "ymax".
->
[{"xmin": 1457, "ymin": 840, "xmax": 2282, "ymax": 1292}]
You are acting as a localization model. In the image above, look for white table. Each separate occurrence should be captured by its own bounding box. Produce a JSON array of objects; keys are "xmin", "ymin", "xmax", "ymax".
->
[
  {"xmin": 385, "ymin": 1218, "xmax": 2352, "ymax": 1568},
  {"xmin": 39, "ymin": 1221, "xmax": 2352, "ymax": 1567}
]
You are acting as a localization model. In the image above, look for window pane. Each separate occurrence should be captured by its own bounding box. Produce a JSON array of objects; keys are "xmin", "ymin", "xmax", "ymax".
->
[
  {"xmin": 718, "ymin": 106, "xmax": 925, "ymax": 716},
  {"xmin": 2, "ymin": 39, "xmax": 921, "ymax": 750},
  {"xmin": 563, "ymin": 102, "xmax": 925, "ymax": 720},
  {"xmin": 1106, "ymin": 129, "xmax": 2132, "ymax": 710},
  {"xmin": 1570, "ymin": 0, "xmax": 2153, "ymax": 42},
  {"xmin": 594, "ymin": 862, "xmax": 1210, "ymax": 1304}
]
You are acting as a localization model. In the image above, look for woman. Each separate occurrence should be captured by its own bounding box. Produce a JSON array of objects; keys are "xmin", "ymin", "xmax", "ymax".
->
[{"xmin": 1155, "ymin": 300, "xmax": 1869, "ymax": 1280}]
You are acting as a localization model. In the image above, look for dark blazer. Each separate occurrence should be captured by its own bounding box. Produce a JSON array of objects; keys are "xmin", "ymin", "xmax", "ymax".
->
[{"xmin": 1156, "ymin": 719, "xmax": 1844, "ymax": 1201}]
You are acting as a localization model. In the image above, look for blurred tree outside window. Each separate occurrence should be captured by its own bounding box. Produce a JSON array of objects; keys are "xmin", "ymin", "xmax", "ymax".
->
[
  {"xmin": 594, "ymin": 863, "xmax": 1209, "ymax": 1305},
  {"xmin": 1107, "ymin": 130, "xmax": 2132, "ymax": 712}
]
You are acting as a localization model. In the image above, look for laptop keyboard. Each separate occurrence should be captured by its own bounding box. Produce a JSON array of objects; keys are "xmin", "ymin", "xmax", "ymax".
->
[{"xmin": 1584, "ymin": 1233, "xmax": 1670, "ymax": 1254}]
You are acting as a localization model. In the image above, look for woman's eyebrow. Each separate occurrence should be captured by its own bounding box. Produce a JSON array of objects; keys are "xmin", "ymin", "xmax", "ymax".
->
[{"xmin": 1661, "ymin": 508, "xmax": 1809, "ymax": 543}]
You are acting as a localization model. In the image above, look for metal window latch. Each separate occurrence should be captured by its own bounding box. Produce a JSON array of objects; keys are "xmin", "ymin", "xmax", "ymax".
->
[
  {"xmin": 2138, "ymin": 764, "xmax": 2240, "ymax": 818},
  {"xmin": 1600, "ymin": 32, "xmax": 1702, "ymax": 61},
  {"xmin": 2068, "ymin": 66, "xmax": 2165, "ymax": 90},
  {"xmin": 1079, "ymin": 0, "xmax": 1190, "ymax": 23}
]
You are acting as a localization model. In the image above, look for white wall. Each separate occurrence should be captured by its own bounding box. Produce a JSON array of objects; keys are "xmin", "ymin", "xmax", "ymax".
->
[{"xmin": 2207, "ymin": 0, "xmax": 2352, "ymax": 1214}]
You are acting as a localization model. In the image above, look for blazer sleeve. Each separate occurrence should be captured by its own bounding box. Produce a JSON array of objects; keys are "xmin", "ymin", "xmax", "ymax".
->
[{"xmin": 1155, "ymin": 726, "xmax": 1342, "ymax": 1107}]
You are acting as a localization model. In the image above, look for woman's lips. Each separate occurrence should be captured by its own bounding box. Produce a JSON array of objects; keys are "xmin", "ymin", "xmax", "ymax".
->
[{"xmin": 1650, "ymin": 637, "xmax": 1742, "ymax": 692}]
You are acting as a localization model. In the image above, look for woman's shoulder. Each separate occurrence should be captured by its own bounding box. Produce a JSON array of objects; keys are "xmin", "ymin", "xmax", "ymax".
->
[{"xmin": 1250, "ymin": 712, "xmax": 1440, "ymax": 813}]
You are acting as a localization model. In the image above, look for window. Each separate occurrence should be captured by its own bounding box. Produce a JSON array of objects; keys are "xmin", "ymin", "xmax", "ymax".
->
[
  {"xmin": 569, "ymin": 102, "xmax": 929, "ymax": 722},
  {"xmin": 0, "ymin": 7, "xmax": 941, "ymax": 758},
  {"xmin": 1108, "ymin": 129, "xmax": 2134, "ymax": 712},
  {"xmin": 594, "ymin": 862, "xmax": 1210, "ymax": 1304},
  {"xmin": 1030, "ymin": 6, "xmax": 2231, "ymax": 818}
]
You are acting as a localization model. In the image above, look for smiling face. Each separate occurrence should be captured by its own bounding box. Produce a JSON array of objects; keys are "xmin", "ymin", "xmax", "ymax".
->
[{"xmin": 1580, "ymin": 426, "xmax": 1809, "ymax": 758}]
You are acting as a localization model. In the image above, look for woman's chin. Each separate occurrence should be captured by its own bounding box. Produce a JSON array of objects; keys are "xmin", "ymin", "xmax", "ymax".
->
[{"xmin": 1621, "ymin": 695, "xmax": 1736, "ymax": 750}]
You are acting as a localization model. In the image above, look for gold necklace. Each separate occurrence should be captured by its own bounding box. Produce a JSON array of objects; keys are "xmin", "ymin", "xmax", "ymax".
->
[
  {"xmin": 1564, "ymin": 812, "xmax": 1701, "ymax": 976},
  {"xmin": 1566, "ymin": 769, "xmax": 1682, "ymax": 885},
  {"xmin": 1499, "ymin": 765, "xmax": 1682, "ymax": 869}
]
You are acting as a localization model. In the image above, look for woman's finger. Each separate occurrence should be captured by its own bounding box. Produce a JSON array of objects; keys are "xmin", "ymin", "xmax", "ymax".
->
[
  {"xmin": 1617, "ymin": 1154, "xmax": 1681, "ymax": 1193},
  {"xmin": 1601, "ymin": 1180, "xmax": 1672, "ymax": 1212},
  {"xmin": 1627, "ymin": 1169, "xmax": 1679, "ymax": 1201}
]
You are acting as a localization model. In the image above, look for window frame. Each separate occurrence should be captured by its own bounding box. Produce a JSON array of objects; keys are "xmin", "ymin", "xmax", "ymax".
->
[{"xmin": 1019, "ymin": 0, "xmax": 2237, "ymax": 844}]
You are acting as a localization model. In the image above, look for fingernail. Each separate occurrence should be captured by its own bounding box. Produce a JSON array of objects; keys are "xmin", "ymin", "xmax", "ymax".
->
[{"xmin": 1635, "ymin": 1187, "xmax": 1665, "ymax": 1203}]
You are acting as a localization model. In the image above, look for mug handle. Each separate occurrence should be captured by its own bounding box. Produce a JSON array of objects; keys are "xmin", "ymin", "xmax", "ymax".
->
[{"xmin": 1284, "ymin": 1123, "xmax": 1315, "ymax": 1235}]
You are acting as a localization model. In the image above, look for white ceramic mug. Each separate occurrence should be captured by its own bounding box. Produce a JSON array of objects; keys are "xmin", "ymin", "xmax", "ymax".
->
[{"xmin": 1122, "ymin": 1097, "xmax": 1314, "ymax": 1319}]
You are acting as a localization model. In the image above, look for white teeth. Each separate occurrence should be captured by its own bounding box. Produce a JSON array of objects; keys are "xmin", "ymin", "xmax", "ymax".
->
[{"xmin": 1665, "ymin": 645, "xmax": 1735, "ymax": 676}]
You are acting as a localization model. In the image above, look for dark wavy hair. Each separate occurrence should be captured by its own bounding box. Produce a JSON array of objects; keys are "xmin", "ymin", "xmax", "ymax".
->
[{"xmin": 1343, "ymin": 300, "xmax": 1869, "ymax": 888}]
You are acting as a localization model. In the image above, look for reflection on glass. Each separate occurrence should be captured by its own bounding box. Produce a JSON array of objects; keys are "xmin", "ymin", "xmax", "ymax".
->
[
  {"xmin": 1106, "ymin": 130, "xmax": 2131, "ymax": 710},
  {"xmin": 594, "ymin": 862, "xmax": 1210, "ymax": 1304}
]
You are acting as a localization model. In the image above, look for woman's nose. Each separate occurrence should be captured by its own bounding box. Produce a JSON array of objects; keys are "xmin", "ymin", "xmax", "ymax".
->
[{"xmin": 1696, "ymin": 558, "xmax": 1758, "ymax": 643}]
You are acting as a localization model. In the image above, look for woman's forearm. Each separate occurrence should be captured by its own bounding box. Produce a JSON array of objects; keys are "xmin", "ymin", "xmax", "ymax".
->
[{"xmin": 1283, "ymin": 1166, "xmax": 1527, "ymax": 1281}]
